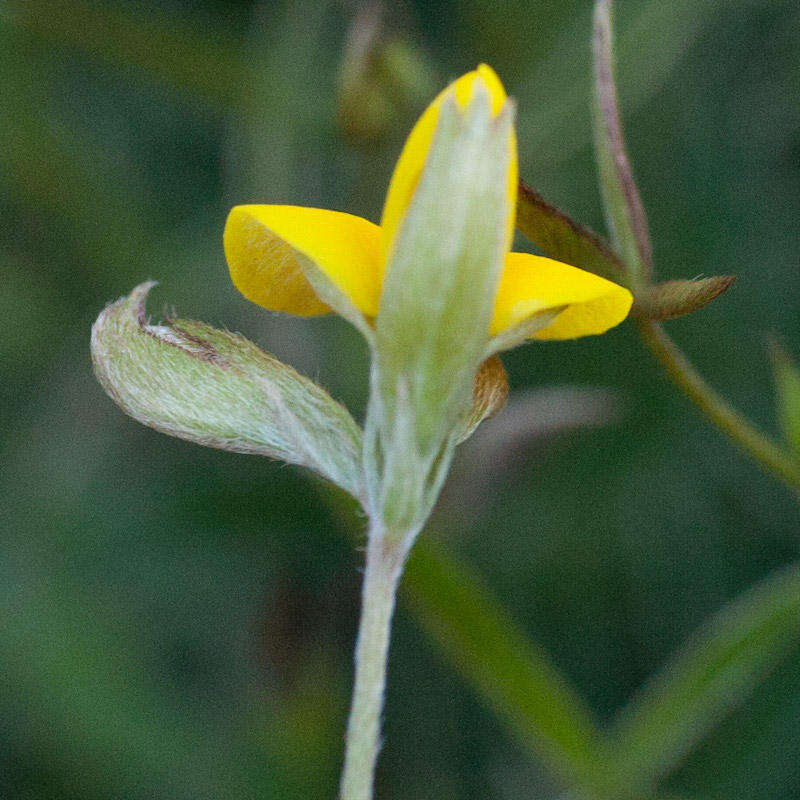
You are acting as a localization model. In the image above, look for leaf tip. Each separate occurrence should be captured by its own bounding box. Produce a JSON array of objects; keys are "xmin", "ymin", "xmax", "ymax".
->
[{"xmin": 634, "ymin": 275, "xmax": 736, "ymax": 321}]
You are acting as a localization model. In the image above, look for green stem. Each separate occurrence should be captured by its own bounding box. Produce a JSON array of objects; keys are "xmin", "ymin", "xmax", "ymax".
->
[
  {"xmin": 636, "ymin": 317, "xmax": 800, "ymax": 495},
  {"xmin": 340, "ymin": 524, "xmax": 404, "ymax": 800}
]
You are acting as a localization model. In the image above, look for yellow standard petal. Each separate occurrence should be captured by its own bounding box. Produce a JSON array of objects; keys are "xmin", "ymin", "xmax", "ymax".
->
[
  {"xmin": 224, "ymin": 205, "xmax": 382, "ymax": 316},
  {"xmin": 492, "ymin": 252, "xmax": 633, "ymax": 339},
  {"xmin": 379, "ymin": 64, "xmax": 518, "ymax": 265}
]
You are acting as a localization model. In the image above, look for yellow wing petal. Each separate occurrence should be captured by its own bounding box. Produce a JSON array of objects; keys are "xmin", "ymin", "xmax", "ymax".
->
[
  {"xmin": 492, "ymin": 252, "xmax": 633, "ymax": 339},
  {"xmin": 379, "ymin": 64, "xmax": 518, "ymax": 265},
  {"xmin": 224, "ymin": 205, "xmax": 382, "ymax": 317}
]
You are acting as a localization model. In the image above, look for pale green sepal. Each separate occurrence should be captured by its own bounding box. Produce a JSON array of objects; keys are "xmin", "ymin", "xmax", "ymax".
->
[
  {"xmin": 485, "ymin": 307, "xmax": 564, "ymax": 356},
  {"xmin": 367, "ymin": 354, "xmax": 512, "ymax": 533},
  {"xmin": 363, "ymin": 380, "xmax": 455, "ymax": 541},
  {"xmin": 296, "ymin": 253, "xmax": 376, "ymax": 345},
  {"xmin": 91, "ymin": 282, "xmax": 365, "ymax": 499},
  {"xmin": 365, "ymin": 87, "xmax": 515, "ymax": 533}
]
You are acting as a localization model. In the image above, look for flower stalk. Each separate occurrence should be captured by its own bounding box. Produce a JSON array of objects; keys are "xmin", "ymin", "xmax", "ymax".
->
[
  {"xmin": 591, "ymin": 0, "xmax": 653, "ymax": 289},
  {"xmin": 340, "ymin": 526, "xmax": 406, "ymax": 800}
]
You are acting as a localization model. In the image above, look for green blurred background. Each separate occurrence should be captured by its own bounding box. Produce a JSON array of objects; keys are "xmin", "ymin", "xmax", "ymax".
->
[{"xmin": 2, "ymin": 0, "xmax": 800, "ymax": 797}]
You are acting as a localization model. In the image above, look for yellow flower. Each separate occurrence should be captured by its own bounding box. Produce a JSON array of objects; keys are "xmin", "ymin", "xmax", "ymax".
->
[{"xmin": 224, "ymin": 64, "xmax": 632, "ymax": 342}]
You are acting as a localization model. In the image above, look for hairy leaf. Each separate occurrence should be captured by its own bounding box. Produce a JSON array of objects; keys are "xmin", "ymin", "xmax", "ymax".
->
[{"xmin": 91, "ymin": 282, "xmax": 364, "ymax": 499}]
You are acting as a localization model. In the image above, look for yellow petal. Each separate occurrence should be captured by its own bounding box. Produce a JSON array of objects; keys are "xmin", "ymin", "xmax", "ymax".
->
[
  {"xmin": 492, "ymin": 252, "xmax": 633, "ymax": 339},
  {"xmin": 224, "ymin": 205, "xmax": 382, "ymax": 317},
  {"xmin": 379, "ymin": 64, "xmax": 518, "ymax": 264}
]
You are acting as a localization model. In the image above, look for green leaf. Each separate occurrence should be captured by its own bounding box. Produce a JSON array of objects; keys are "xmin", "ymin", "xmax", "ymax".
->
[
  {"xmin": 516, "ymin": 181, "xmax": 627, "ymax": 285},
  {"xmin": 606, "ymin": 563, "xmax": 800, "ymax": 796},
  {"xmin": 401, "ymin": 540, "xmax": 613, "ymax": 796},
  {"xmin": 592, "ymin": 0, "xmax": 653, "ymax": 286},
  {"xmin": 634, "ymin": 276, "xmax": 736, "ymax": 320},
  {"xmin": 91, "ymin": 282, "xmax": 365, "ymax": 499},
  {"xmin": 770, "ymin": 341, "xmax": 800, "ymax": 457}
]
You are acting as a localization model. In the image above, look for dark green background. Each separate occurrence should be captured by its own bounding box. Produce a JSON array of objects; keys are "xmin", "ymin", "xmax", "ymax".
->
[{"xmin": 2, "ymin": 0, "xmax": 799, "ymax": 797}]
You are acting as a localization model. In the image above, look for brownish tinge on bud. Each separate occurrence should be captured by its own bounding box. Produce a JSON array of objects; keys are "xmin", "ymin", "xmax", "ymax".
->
[
  {"xmin": 633, "ymin": 276, "xmax": 736, "ymax": 321},
  {"xmin": 456, "ymin": 355, "xmax": 509, "ymax": 443}
]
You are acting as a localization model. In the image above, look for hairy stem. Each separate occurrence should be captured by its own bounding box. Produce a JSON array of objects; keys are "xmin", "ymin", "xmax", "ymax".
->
[
  {"xmin": 340, "ymin": 525, "xmax": 404, "ymax": 800},
  {"xmin": 636, "ymin": 317, "xmax": 800, "ymax": 495}
]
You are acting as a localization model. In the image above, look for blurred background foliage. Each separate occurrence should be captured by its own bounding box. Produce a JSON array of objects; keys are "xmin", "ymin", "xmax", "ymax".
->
[{"xmin": 2, "ymin": 0, "xmax": 800, "ymax": 798}]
